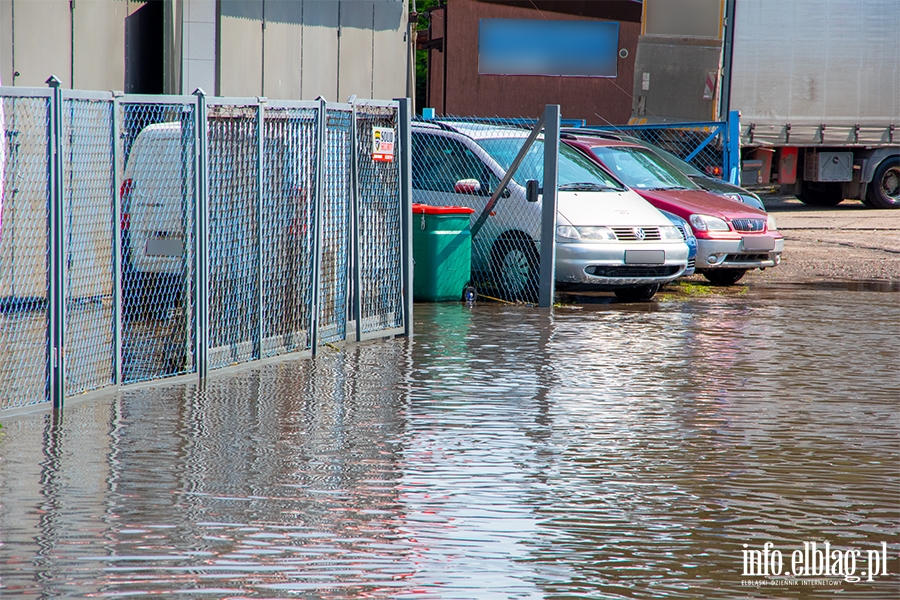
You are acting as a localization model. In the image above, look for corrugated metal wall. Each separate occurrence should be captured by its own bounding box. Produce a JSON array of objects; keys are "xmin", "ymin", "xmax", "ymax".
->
[{"xmin": 0, "ymin": 0, "xmax": 409, "ymax": 102}]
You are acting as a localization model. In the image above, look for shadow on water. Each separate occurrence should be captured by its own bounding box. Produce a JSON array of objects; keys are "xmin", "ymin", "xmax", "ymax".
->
[{"xmin": 0, "ymin": 288, "xmax": 898, "ymax": 598}]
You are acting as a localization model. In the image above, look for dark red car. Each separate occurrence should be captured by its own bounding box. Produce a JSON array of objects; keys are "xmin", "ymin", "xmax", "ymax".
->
[{"xmin": 564, "ymin": 134, "xmax": 784, "ymax": 285}]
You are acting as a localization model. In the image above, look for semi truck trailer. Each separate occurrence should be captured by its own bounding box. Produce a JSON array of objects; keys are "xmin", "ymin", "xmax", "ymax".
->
[{"xmin": 632, "ymin": 0, "xmax": 899, "ymax": 208}]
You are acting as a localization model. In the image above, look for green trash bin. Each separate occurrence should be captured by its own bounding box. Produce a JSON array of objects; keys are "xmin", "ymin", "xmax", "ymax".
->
[{"xmin": 412, "ymin": 203, "xmax": 475, "ymax": 302}]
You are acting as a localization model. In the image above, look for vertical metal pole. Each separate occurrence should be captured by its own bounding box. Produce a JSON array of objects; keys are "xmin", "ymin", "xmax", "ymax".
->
[
  {"xmin": 310, "ymin": 98, "xmax": 327, "ymax": 355},
  {"xmin": 396, "ymin": 97, "xmax": 413, "ymax": 337},
  {"xmin": 180, "ymin": 104, "xmax": 194, "ymax": 372},
  {"xmin": 255, "ymin": 98, "xmax": 265, "ymax": 359},
  {"xmin": 47, "ymin": 76, "xmax": 66, "ymax": 410},
  {"xmin": 349, "ymin": 98, "xmax": 361, "ymax": 342},
  {"xmin": 727, "ymin": 109, "xmax": 741, "ymax": 186},
  {"xmin": 719, "ymin": 0, "xmax": 737, "ymax": 121},
  {"xmin": 193, "ymin": 88, "xmax": 209, "ymax": 381},
  {"xmin": 538, "ymin": 104, "xmax": 559, "ymax": 308},
  {"xmin": 111, "ymin": 93, "xmax": 122, "ymax": 385}
]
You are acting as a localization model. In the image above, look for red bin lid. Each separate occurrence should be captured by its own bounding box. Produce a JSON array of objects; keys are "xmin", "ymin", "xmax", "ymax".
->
[{"xmin": 412, "ymin": 203, "xmax": 475, "ymax": 215}]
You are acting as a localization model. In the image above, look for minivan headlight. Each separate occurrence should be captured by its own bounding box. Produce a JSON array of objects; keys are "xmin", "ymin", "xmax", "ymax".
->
[
  {"xmin": 766, "ymin": 215, "xmax": 778, "ymax": 231},
  {"xmin": 659, "ymin": 225, "xmax": 684, "ymax": 240},
  {"xmin": 556, "ymin": 225, "xmax": 581, "ymax": 241},
  {"xmin": 556, "ymin": 225, "xmax": 617, "ymax": 241},
  {"xmin": 689, "ymin": 214, "xmax": 730, "ymax": 232}
]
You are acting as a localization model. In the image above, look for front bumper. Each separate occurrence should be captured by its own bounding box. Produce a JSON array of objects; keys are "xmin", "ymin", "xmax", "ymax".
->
[
  {"xmin": 695, "ymin": 236, "xmax": 784, "ymax": 269},
  {"xmin": 555, "ymin": 240, "xmax": 689, "ymax": 288}
]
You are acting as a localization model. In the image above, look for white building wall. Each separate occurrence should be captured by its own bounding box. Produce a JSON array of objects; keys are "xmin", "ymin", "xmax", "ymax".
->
[
  {"xmin": 0, "ymin": 0, "xmax": 12, "ymax": 85},
  {"xmin": 264, "ymin": 20, "xmax": 303, "ymax": 100},
  {"xmin": 3, "ymin": 0, "xmax": 72, "ymax": 88},
  {"xmin": 300, "ymin": 0, "xmax": 340, "ymax": 101},
  {"xmin": 182, "ymin": 0, "xmax": 216, "ymax": 94},
  {"xmin": 0, "ymin": 0, "xmax": 409, "ymax": 99}
]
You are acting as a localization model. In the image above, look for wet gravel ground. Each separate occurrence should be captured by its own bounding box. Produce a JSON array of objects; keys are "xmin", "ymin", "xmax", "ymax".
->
[{"xmin": 726, "ymin": 192, "xmax": 899, "ymax": 285}]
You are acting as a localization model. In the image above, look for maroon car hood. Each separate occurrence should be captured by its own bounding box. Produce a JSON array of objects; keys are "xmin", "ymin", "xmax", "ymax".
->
[{"xmin": 635, "ymin": 188, "xmax": 768, "ymax": 220}]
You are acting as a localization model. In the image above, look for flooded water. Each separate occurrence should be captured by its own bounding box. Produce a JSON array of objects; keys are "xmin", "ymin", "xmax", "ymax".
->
[{"xmin": 1, "ymin": 284, "xmax": 898, "ymax": 598}]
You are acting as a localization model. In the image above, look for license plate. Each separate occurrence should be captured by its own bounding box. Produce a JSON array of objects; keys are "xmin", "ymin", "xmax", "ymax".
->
[
  {"xmin": 742, "ymin": 235, "xmax": 775, "ymax": 251},
  {"xmin": 625, "ymin": 250, "xmax": 665, "ymax": 264},
  {"xmin": 146, "ymin": 237, "xmax": 183, "ymax": 257}
]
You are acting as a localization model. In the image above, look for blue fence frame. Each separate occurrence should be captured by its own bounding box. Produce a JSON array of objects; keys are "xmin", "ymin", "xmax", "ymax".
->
[{"xmin": 571, "ymin": 111, "xmax": 742, "ymax": 185}]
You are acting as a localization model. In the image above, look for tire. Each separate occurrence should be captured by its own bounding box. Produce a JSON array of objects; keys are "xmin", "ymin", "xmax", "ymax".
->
[
  {"xmin": 491, "ymin": 235, "xmax": 539, "ymax": 302},
  {"xmin": 865, "ymin": 157, "xmax": 900, "ymax": 209},
  {"xmin": 798, "ymin": 180, "xmax": 844, "ymax": 206},
  {"xmin": 703, "ymin": 268, "xmax": 747, "ymax": 286},
  {"xmin": 614, "ymin": 283, "xmax": 660, "ymax": 302}
]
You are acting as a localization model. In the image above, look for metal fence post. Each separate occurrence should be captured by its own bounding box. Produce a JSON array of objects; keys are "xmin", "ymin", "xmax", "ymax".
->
[
  {"xmin": 111, "ymin": 92, "xmax": 123, "ymax": 385},
  {"xmin": 310, "ymin": 98, "xmax": 327, "ymax": 355},
  {"xmin": 539, "ymin": 104, "xmax": 559, "ymax": 308},
  {"xmin": 256, "ymin": 98, "xmax": 265, "ymax": 359},
  {"xmin": 193, "ymin": 88, "xmax": 209, "ymax": 381},
  {"xmin": 396, "ymin": 97, "xmax": 413, "ymax": 337},
  {"xmin": 349, "ymin": 97, "xmax": 361, "ymax": 342},
  {"xmin": 727, "ymin": 110, "xmax": 742, "ymax": 185},
  {"xmin": 46, "ymin": 76, "xmax": 66, "ymax": 410}
]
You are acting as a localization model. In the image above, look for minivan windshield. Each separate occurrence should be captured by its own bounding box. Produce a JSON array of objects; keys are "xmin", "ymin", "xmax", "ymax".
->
[
  {"xmin": 477, "ymin": 138, "xmax": 626, "ymax": 192},
  {"xmin": 589, "ymin": 146, "xmax": 700, "ymax": 191}
]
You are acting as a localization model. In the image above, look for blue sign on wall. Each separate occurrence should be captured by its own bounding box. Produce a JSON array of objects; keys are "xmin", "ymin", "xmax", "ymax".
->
[{"xmin": 478, "ymin": 19, "xmax": 620, "ymax": 78}]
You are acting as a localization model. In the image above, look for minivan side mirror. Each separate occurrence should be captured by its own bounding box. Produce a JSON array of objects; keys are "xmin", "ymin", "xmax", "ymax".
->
[
  {"xmin": 454, "ymin": 178, "xmax": 482, "ymax": 194},
  {"xmin": 525, "ymin": 179, "xmax": 540, "ymax": 203}
]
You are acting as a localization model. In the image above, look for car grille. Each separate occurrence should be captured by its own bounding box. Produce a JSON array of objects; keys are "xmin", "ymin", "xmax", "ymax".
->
[
  {"xmin": 612, "ymin": 227, "xmax": 661, "ymax": 241},
  {"xmin": 724, "ymin": 253, "xmax": 770, "ymax": 263},
  {"xmin": 686, "ymin": 257, "xmax": 696, "ymax": 270},
  {"xmin": 588, "ymin": 265, "xmax": 681, "ymax": 277},
  {"xmin": 731, "ymin": 218, "xmax": 766, "ymax": 232}
]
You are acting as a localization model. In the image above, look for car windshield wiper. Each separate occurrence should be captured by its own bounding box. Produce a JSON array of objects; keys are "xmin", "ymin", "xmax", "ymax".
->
[
  {"xmin": 558, "ymin": 182, "xmax": 621, "ymax": 192},
  {"xmin": 649, "ymin": 186, "xmax": 691, "ymax": 191}
]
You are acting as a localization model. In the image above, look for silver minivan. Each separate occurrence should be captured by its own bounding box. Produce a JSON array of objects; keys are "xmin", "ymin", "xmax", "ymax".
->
[{"xmin": 411, "ymin": 122, "xmax": 690, "ymax": 301}]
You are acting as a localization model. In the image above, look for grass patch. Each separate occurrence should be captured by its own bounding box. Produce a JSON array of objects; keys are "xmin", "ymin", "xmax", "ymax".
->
[{"xmin": 665, "ymin": 280, "xmax": 748, "ymax": 296}]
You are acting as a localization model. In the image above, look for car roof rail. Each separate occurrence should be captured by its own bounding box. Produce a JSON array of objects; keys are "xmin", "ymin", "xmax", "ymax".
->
[
  {"xmin": 560, "ymin": 127, "xmax": 625, "ymax": 141},
  {"xmin": 411, "ymin": 118, "xmax": 465, "ymax": 134}
]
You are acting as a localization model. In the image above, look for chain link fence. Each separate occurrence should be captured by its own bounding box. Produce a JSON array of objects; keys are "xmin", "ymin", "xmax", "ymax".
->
[
  {"xmin": 207, "ymin": 102, "xmax": 260, "ymax": 369},
  {"xmin": 355, "ymin": 102, "xmax": 404, "ymax": 337},
  {"xmin": 118, "ymin": 99, "xmax": 197, "ymax": 383},
  {"xmin": 411, "ymin": 113, "xmax": 559, "ymax": 305},
  {"xmin": 0, "ymin": 85, "xmax": 411, "ymax": 414},
  {"xmin": 0, "ymin": 93, "xmax": 51, "ymax": 410},
  {"xmin": 261, "ymin": 104, "xmax": 318, "ymax": 358},
  {"xmin": 62, "ymin": 95, "xmax": 117, "ymax": 396},
  {"xmin": 574, "ymin": 122, "xmax": 730, "ymax": 180},
  {"xmin": 318, "ymin": 107, "xmax": 354, "ymax": 346}
]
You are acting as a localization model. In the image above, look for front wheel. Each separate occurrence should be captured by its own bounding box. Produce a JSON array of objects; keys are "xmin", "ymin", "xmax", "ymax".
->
[
  {"xmin": 798, "ymin": 181, "xmax": 843, "ymax": 206},
  {"xmin": 703, "ymin": 268, "xmax": 747, "ymax": 286},
  {"xmin": 614, "ymin": 283, "xmax": 660, "ymax": 302},
  {"xmin": 491, "ymin": 235, "xmax": 539, "ymax": 302},
  {"xmin": 865, "ymin": 157, "xmax": 900, "ymax": 209}
]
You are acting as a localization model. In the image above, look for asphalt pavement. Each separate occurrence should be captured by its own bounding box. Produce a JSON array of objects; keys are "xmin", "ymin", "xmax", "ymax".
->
[{"xmin": 743, "ymin": 192, "xmax": 900, "ymax": 284}]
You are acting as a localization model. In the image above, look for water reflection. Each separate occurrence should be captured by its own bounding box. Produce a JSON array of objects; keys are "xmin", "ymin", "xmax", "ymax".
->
[{"xmin": 0, "ymin": 288, "xmax": 897, "ymax": 598}]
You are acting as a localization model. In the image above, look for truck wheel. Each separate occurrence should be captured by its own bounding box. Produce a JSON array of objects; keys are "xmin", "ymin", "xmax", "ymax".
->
[
  {"xmin": 798, "ymin": 181, "xmax": 843, "ymax": 206},
  {"xmin": 491, "ymin": 234, "xmax": 539, "ymax": 302},
  {"xmin": 703, "ymin": 268, "xmax": 747, "ymax": 286},
  {"xmin": 865, "ymin": 157, "xmax": 900, "ymax": 209},
  {"xmin": 614, "ymin": 283, "xmax": 660, "ymax": 302}
]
